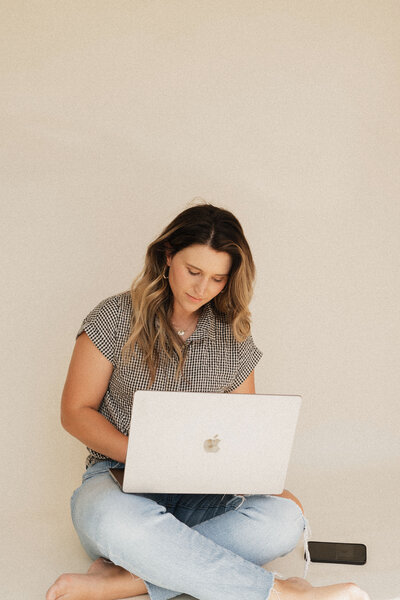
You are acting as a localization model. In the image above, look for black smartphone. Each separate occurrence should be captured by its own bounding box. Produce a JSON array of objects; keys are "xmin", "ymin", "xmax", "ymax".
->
[{"xmin": 305, "ymin": 541, "xmax": 367, "ymax": 565}]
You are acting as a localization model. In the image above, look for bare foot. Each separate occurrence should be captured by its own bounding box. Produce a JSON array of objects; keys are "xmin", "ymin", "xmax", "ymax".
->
[
  {"xmin": 272, "ymin": 576, "xmax": 371, "ymax": 599},
  {"xmin": 45, "ymin": 557, "xmax": 147, "ymax": 600}
]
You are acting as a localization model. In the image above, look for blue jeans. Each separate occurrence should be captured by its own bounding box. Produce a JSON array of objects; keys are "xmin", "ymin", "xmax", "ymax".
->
[{"xmin": 70, "ymin": 459, "xmax": 307, "ymax": 600}]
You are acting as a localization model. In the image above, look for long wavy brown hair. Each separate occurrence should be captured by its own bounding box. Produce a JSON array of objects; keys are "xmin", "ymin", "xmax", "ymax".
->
[{"xmin": 121, "ymin": 201, "xmax": 257, "ymax": 386}]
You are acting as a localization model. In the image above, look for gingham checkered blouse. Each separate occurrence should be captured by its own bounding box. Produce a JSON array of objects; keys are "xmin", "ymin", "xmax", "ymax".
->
[{"xmin": 76, "ymin": 290, "xmax": 263, "ymax": 468}]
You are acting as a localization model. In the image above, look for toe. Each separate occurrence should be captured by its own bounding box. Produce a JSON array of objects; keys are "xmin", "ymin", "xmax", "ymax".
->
[
  {"xmin": 45, "ymin": 582, "xmax": 59, "ymax": 600},
  {"xmin": 45, "ymin": 574, "xmax": 71, "ymax": 600}
]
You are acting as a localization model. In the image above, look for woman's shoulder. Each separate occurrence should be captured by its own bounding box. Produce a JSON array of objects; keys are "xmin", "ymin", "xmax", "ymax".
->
[
  {"xmin": 76, "ymin": 290, "xmax": 132, "ymax": 364},
  {"xmin": 210, "ymin": 305, "xmax": 262, "ymax": 356},
  {"xmin": 94, "ymin": 289, "xmax": 132, "ymax": 311},
  {"xmin": 77, "ymin": 290, "xmax": 132, "ymax": 335},
  {"xmin": 114, "ymin": 289, "xmax": 132, "ymax": 310},
  {"xmin": 210, "ymin": 305, "xmax": 247, "ymax": 344}
]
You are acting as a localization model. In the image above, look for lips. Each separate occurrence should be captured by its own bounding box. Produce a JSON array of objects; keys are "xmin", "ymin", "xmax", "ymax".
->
[{"xmin": 187, "ymin": 293, "xmax": 202, "ymax": 302}]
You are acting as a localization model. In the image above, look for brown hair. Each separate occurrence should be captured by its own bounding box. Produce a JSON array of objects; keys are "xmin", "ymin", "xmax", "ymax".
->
[{"xmin": 121, "ymin": 200, "xmax": 256, "ymax": 386}]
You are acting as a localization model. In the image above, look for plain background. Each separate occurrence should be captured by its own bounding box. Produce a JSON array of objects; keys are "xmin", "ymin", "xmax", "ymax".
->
[{"xmin": 1, "ymin": 1, "xmax": 399, "ymax": 599}]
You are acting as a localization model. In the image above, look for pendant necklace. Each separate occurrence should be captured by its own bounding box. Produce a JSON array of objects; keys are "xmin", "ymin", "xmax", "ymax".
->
[{"xmin": 173, "ymin": 315, "xmax": 198, "ymax": 337}]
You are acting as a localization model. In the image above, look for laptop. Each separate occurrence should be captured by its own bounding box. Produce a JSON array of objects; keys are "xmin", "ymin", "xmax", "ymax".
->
[{"xmin": 109, "ymin": 390, "xmax": 301, "ymax": 494}]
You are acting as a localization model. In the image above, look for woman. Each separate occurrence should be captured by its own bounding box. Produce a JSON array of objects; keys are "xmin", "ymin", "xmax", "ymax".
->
[{"xmin": 46, "ymin": 203, "xmax": 370, "ymax": 600}]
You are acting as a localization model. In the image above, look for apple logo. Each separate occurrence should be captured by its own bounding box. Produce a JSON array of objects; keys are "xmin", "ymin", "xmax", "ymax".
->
[{"xmin": 203, "ymin": 434, "xmax": 221, "ymax": 452}]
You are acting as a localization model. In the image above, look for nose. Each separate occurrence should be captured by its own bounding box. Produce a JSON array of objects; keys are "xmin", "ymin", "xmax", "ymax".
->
[{"xmin": 194, "ymin": 277, "xmax": 208, "ymax": 298}]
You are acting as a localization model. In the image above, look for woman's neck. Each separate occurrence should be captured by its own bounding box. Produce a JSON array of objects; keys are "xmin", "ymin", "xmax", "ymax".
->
[{"xmin": 169, "ymin": 305, "xmax": 201, "ymax": 333}]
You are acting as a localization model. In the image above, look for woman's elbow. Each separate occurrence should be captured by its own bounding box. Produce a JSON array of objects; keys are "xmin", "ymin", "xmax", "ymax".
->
[
  {"xmin": 60, "ymin": 408, "xmax": 71, "ymax": 431},
  {"xmin": 60, "ymin": 403, "xmax": 78, "ymax": 432}
]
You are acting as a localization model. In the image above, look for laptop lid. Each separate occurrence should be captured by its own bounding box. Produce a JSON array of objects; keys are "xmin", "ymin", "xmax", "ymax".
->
[{"xmin": 122, "ymin": 390, "xmax": 301, "ymax": 494}]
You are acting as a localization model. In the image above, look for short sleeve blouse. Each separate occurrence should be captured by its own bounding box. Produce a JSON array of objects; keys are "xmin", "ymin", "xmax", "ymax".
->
[{"xmin": 76, "ymin": 291, "xmax": 263, "ymax": 467}]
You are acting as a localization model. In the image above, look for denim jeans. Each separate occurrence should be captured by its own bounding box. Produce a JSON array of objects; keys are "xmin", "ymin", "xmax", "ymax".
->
[{"xmin": 70, "ymin": 459, "xmax": 308, "ymax": 600}]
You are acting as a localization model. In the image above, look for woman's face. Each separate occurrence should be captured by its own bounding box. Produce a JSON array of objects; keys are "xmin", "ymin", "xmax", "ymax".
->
[{"xmin": 166, "ymin": 244, "xmax": 232, "ymax": 315}]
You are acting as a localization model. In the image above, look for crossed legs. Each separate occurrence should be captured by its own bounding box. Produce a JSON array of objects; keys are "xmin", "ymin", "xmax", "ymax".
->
[{"xmin": 46, "ymin": 466, "xmax": 370, "ymax": 600}]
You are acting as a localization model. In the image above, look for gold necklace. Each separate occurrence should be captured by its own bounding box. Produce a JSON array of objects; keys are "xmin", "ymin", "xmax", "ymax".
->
[{"xmin": 172, "ymin": 315, "xmax": 198, "ymax": 337}]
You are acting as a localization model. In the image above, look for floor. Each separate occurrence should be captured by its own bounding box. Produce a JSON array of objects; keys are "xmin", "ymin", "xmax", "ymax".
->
[{"xmin": 5, "ymin": 475, "xmax": 400, "ymax": 600}]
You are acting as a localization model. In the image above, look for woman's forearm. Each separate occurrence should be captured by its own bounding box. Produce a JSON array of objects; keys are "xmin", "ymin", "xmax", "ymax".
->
[{"xmin": 61, "ymin": 406, "xmax": 128, "ymax": 464}]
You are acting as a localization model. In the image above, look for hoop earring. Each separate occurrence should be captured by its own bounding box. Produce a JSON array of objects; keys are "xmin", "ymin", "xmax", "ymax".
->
[{"xmin": 162, "ymin": 266, "xmax": 169, "ymax": 279}]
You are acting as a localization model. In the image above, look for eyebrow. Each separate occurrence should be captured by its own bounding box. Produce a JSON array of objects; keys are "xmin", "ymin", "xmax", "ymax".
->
[{"xmin": 186, "ymin": 263, "xmax": 230, "ymax": 277}]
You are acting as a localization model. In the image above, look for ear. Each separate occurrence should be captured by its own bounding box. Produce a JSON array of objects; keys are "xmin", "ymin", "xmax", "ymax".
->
[{"xmin": 164, "ymin": 242, "xmax": 173, "ymax": 266}]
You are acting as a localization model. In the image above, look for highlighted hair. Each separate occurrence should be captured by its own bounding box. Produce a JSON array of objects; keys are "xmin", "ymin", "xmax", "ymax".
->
[{"xmin": 121, "ymin": 200, "xmax": 256, "ymax": 386}]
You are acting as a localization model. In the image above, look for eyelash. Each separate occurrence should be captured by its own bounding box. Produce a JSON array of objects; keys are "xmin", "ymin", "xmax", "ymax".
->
[{"xmin": 188, "ymin": 269, "xmax": 223, "ymax": 283}]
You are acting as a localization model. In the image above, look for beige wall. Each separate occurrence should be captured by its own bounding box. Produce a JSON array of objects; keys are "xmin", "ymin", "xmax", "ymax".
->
[{"xmin": 1, "ymin": 1, "xmax": 399, "ymax": 593}]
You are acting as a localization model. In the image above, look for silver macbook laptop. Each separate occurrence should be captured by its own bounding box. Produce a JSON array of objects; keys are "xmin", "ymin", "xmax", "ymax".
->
[{"xmin": 110, "ymin": 390, "xmax": 301, "ymax": 494}]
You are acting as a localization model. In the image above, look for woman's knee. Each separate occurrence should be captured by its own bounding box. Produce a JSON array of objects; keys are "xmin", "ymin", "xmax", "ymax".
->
[
  {"xmin": 270, "ymin": 489, "xmax": 304, "ymax": 514},
  {"xmin": 231, "ymin": 495, "xmax": 304, "ymax": 563},
  {"xmin": 244, "ymin": 495, "xmax": 305, "ymax": 555},
  {"xmin": 267, "ymin": 495, "xmax": 305, "ymax": 553},
  {"xmin": 71, "ymin": 475, "xmax": 166, "ymax": 545}
]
